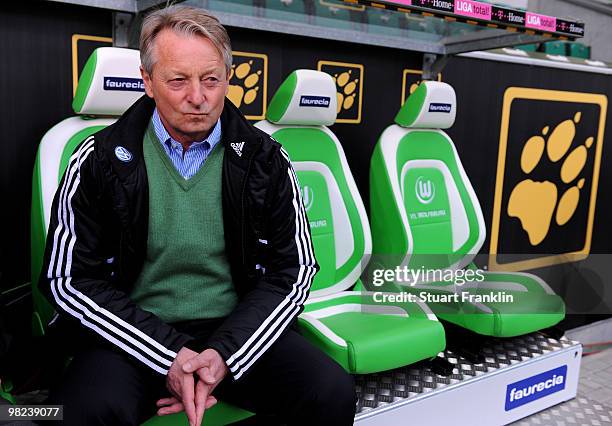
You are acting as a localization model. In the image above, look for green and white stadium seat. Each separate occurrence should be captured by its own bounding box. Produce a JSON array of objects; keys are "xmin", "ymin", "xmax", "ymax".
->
[
  {"xmin": 31, "ymin": 47, "xmax": 253, "ymax": 426},
  {"xmin": 369, "ymin": 81, "xmax": 565, "ymax": 337},
  {"xmin": 30, "ymin": 47, "xmax": 140, "ymax": 336},
  {"xmin": 255, "ymin": 70, "xmax": 446, "ymax": 373}
]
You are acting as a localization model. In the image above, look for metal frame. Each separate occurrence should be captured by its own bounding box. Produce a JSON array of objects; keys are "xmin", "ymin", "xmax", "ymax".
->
[
  {"xmin": 364, "ymin": 0, "xmax": 586, "ymax": 39},
  {"xmin": 47, "ymin": 0, "xmax": 586, "ymax": 45},
  {"xmin": 46, "ymin": 0, "xmax": 583, "ymax": 80},
  {"xmin": 442, "ymin": 30, "xmax": 550, "ymax": 55},
  {"xmin": 47, "ymin": 0, "xmax": 172, "ymax": 13},
  {"xmin": 113, "ymin": 12, "xmax": 135, "ymax": 48},
  {"xmin": 459, "ymin": 49, "xmax": 612, "ymax": 75},
  {"xmin": 212, "ymin": 10, "xmax": 446, "ymax": 53},
  {"xmin": 353, "ymin": 334, "xmax": 582, "ymax": 425}
]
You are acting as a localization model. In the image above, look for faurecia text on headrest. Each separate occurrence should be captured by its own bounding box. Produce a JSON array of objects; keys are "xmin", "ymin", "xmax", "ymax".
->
[
  {"xmin": 428, "ymin": 103, "xmax": 452, "ymax": 113},
  {"xmin": 104, "ymin": 77, "xmax": 145, "ymax": 92},
  {"xmin": 299, "ymin": 95, "xmax": 331, "ymax": 108}
]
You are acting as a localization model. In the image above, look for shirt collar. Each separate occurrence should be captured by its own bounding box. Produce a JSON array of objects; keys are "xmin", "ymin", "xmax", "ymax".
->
[{"xmin": 152, "ymin": 108, "xmax": 222, "ymax": 152}]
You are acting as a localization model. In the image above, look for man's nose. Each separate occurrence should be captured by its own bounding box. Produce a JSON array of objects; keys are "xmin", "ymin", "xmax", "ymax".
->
[{"xmin": 187, "ymin": 80, "xmax": 206, "ymax": 106}]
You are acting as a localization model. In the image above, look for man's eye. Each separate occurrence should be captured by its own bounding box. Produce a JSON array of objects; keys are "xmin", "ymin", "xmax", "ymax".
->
[
  {"xmin": 169, "ymin": 78, "xmax": 185, "ymax": 87},
  {"xmin": 203, "ymin": 77, "xmax": 220, "ymax": 87}
]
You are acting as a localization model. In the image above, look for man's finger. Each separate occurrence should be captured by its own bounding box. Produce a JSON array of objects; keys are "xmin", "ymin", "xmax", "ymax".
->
[
  {"xmin": 157, "ymin": 401, "xmax": 184, "ymax": 416},
  {"xmin": 181, "ymin": 373, "xmax": 197, "ymax": 426},
  {"xmin": 156, "ymin": 397, "xmax": 179, "ymax": 407},
  {"xmin": 167, "ymin": 380, "xmax": 181, "ymax": 401},
  {"xmin": 183, "ymin": 353, "xmax": 209, "ymax": 374},
  {"xmin": 195, "ymin": 379, "xmax": 210, "ymax": 426},
  {"xmin": 197, "ymin": 366, "xmax": 217, "ymax": 384},
  {"xmin": 205, "ymin": 395, "xmax": 217, "ymax": 410}
]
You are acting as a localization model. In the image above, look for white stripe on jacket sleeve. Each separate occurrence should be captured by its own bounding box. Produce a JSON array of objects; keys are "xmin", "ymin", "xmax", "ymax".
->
[
  {"xmin": 47, "ymin": 137, "xmax": 178, "ymax": 374},
  {"xmin": 225, "ymin": 149, "xmax": 316, "ymax": 380}
]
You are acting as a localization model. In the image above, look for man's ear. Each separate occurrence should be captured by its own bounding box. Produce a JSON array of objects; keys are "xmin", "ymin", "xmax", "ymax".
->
[
  {"xmin": 140, "ymin": 66, "xmax": 154, "ymax": 99},
  {"xmin": 224, "ymin": 67, "xmax": 231, "ymax": 97},
  {"xmin": 224, "ymin": 81, "xmax": 229, "ymax": 97}
]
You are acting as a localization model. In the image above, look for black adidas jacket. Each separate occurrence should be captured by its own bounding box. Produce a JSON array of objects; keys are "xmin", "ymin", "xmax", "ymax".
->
[{"xmin": 39, "ymin": 95, "xmax": 318, "ymax": 381}]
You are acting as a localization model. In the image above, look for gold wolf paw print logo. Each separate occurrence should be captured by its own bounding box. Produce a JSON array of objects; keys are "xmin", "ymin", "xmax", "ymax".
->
[
  {"xmin": 227, "ymin": 61, "xmax": 262, "ymax": 108},
  {"xmin": 400, "ymin": 70, "xmax": 442, "ymax": 105},
  {"xmin": 318, "ymin": 61, "xmax": 363, "ymax": 123},
  {"xmin": 508, "ymin": 112, "xmax": 594, "ymax": 246},
  {"xmin": 332, "ymin": 70, "xmax": 359, "ymax": 114}
]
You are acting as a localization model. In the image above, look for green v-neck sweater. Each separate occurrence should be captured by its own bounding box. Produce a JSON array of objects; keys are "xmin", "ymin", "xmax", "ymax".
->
[{"xmin": 130, "ymin": 122, "xmax": 238, "ymax": 322}]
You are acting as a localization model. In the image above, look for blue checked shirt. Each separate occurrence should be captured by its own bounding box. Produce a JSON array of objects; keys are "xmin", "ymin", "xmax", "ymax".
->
[{"xmin": 152, "ymin": 108, "xmax": 222, "ymax": 180}]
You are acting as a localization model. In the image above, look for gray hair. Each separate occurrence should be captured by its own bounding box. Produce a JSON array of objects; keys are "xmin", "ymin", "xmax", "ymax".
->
[{"xmin": 140, "ymin": 5, "xmax": 232, "ymax": 77}]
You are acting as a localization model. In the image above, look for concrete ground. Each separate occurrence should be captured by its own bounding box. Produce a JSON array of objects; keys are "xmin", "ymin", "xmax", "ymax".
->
[{"xmin": 514, "ymin": 347, "xmax": 612, "ymax": 425}]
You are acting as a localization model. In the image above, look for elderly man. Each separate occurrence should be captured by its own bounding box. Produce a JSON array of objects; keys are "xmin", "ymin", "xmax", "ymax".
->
[{"xmin": 41, "ymin": 6, "xmax": 356, "ymax": 426}]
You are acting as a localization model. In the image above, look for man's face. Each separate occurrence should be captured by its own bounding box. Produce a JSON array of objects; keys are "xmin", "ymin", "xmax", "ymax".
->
[{"xmin": 141, "ymin": 29, "xmax": 229, "ymax": 143}]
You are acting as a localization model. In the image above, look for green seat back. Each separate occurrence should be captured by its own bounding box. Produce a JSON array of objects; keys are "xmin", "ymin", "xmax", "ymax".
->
[
  {"xmin": 256, "ymin": 69, "xmax": 371, "ymax": 297},
  {"xmin": 31, "ymin": 47, "xmax": 144, "ymax": 334},
  {"xmin": 370, "ymin": 81, "xmax": 486, "ymax": 273},
  {"xmin": 31, "ymin": 119, "xmax": 114, "ymax": 333}
]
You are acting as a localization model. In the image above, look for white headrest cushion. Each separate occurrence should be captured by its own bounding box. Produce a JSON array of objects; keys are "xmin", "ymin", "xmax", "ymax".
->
[
  {"xmin": 267, "ymin": 69, "xmax": 337, "ymax": 126},
  {"xmin": 73, "ymin": 47, "xmax": 144, "ymax": 116},
  {"xmin": 396, "ymin": 81, "xmax": 457, "ymax": 129}
]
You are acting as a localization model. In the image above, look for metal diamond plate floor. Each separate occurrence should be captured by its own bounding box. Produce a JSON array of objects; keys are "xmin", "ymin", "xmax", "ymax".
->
[
  {"xmin": 354, "ymin": 332, "xmax": 612, "ymax": 425},
  {"xmin": 355, "ymin": 332, "xmax": 573, "ymax": 415}
]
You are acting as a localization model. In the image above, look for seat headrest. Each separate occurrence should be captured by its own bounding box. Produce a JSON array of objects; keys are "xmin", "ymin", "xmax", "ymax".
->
[
  {"xmin": 395, "ymin": 81, "xmax": 457, "ymax": 129},
  {"xmin": 72, "ymin": 47, "xmax": 144, "ymax": 116},
  {"xmin": 266, "ymin": 69, "xmax": 337, "ymax": 126}
]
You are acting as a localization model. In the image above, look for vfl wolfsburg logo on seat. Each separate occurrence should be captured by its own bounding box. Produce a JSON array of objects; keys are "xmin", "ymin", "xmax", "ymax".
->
[
  {"xmin": 301, "ymin": 185, "xmax": 314, "ymax": 212},
  {"xmin": 415, "ymin": 176, "xmax": 435, "ymax": 204}
]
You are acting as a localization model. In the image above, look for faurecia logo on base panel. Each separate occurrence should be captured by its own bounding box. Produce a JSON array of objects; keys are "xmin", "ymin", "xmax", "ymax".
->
[
  {"xmin": 505, "ymin": 366, "xmax": 567, "ymax": 411},
  {"xmin": 104, "ymin": 77, "xmax": 145, "ymax": 92},
  {"xmin": 429, "ymin": 103, "xmax": 452, "ymax": 113},
  {"xmin": 299, "ymin": 96, "xmax": 331, "ymax": 107}
]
